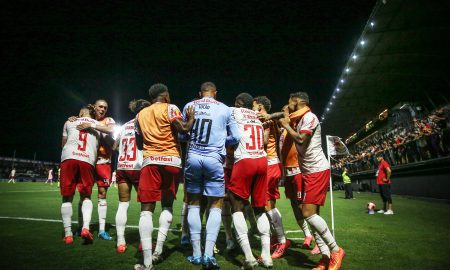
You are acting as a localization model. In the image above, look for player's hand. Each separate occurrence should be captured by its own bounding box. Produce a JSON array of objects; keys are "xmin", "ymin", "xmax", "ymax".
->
[
  {"xmin": 186, "ymin": 105, "xmax": 195, "ymax": 120},
  {"xmin": 68, "ymin": 116, "xmax": 77, "ymax": 122},
  {"xmin": 76, "ymin": 123, "xmax": 91, "ymax": 131},
  {"xmin": 278, "ymin": 117, "xmax": 290, "ymax": 127},
  {"xmin": 382, "ymin": 178, "xmax": 388, "ymax": 183},
  {"xmin": 257, "ymin": 112, "xmax": 270, "ymax": 121}
]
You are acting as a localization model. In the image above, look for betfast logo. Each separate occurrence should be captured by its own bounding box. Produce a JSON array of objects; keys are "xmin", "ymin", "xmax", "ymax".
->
[{"xmin": 149, "ymin": 156, "xmax": 173, "ymax": 162}]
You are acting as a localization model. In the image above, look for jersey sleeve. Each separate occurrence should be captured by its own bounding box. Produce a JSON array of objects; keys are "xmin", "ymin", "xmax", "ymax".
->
[
  {"xmin": 168, "ymin": 104, "xmax": 183, "ymax": 123},
  {"xmin": 105, "ymin": 117, "xmax": 116, "ymax": 126},
  {"xmin": 299, "ymin": 112, "xmax": 318, "ymax": 135},
  {"xmin": 134, "ymin": 114, "xmax": 141, "ymax": 135},
  {"xmin": 62, "ymin": 121, "xmax": 69, "ymax": 137}
]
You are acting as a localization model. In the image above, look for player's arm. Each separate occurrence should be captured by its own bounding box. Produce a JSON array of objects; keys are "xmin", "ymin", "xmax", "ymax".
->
[
  {"xmin": 61, "ymin": 121, "xmax": 69, "ymax": 148},
  {"xmin": 258, "ymin": 112, "xmax": 287, "ymax": 122},
  {"xmin": 172, "ymin": 105, "xmax": 195, "ymax": 133},
  {"xmin": 384, "ymin": 166, "xmax": 392, "ymax": 182},
  {"xmin": 278, "ymin": 117, "xmax": 312, "ymax": 150},
  {"xmin": 61, "ymin": 136, "xmax": 68, "ymax": 148},
  {"xmin": 225, "ymin": 109, "xmax": 240, "ymax": 146},
  {"xmin": 112, "ymin": 136, "xmax": 120, "ymax": 151},
  {"xmin": 134, "ymin": 116, "xmax": 144, "ymax": 151},
  {"xmin": 263, "ymin": 127, "xmax": 270, "ymax": 146},
  {"xmin": 76, "ymin": 123, "xmax": 114, "ymax": 134}
]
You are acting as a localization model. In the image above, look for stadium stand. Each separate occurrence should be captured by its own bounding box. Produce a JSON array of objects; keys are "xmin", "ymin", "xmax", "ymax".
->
[{"xmin": 0, "ymin": 156, "xmax": 59, "ymax": 182}]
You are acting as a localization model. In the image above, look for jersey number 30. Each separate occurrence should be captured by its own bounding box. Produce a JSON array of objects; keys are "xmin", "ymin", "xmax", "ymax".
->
[{"xmin": 244, "ymin": 124, "xmax": 264, "ymax": 150}]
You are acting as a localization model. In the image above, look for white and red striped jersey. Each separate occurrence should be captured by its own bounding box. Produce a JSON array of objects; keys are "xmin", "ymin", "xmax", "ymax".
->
[
  {"xmin": 61, "ymin": 117, "xmax": 101, "ymax": 166},
  {"xmin": 231, "ymin": 107, "xmax": 267, "ymax": 163},
  {"xmin": 117, "ymin": 119, "xmax": 143, "ymax": 170}
]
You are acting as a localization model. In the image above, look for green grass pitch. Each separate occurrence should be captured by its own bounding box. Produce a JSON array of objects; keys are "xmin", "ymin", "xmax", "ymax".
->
[{"xmin": 0, "ymin": 182, "xmax": 449, "ymax": 269}]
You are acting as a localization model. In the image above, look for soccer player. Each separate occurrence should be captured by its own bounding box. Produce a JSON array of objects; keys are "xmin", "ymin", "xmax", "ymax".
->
[
  {"xmin": 77, "ymin": 99, "xmax": 116, "ymax": 240},
  {"xmin": 111, "ymin": 171, "xmax": 117, "ymax": 188},
  {"xmin": 60, "ymin": 105, "xmax": 102, "ymax": 245},
  {"xmin": 253, "ymin": 96, "xmax": 294, "ymax": 259},
  {"xmin": 275, "ymin": 92, "xmax": 345, "ymax": 270},
  {"xmin": 375, "ymin": 154, "xmax": 393, "ymax": 215},
  {"xmin": 45, "ymin": 168, "xmax": 53, "ymax": 185},
  {"xmin": 57, "ymin": 167, "xmax": 61, "ymax": 188},
  {"xmin": 8, "ymin": 168, "xmax": 16, "ymax": 183},
  {"xmin": 113, "ymin": 99, "xmax": 150, "ymax": 253},
  {"xmin": 228, "ymin": 93, "xmax": 272, "ymax": 269},
  {"xmin": 134, "ymin": 83, "xmax": 195, "ymax": 270},
  {"xmin": 182, "ymin": 82, "xmax": 240, "ymax": 268}
]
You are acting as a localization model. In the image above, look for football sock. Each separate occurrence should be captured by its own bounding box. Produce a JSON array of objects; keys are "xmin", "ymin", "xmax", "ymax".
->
[
  {"xmin": 187, "ymin": 205, "xmax": 202, "ymax": 257},
  {"xmin": 115, "ymin": 201, "xmax": 129, "ymax": 245},
  {"xmin": 306, "ymin": 214, "xmax": 339, "ymax": 253},
  {"xmin": 311, "ymin": 228, "xmax": 330, "ymax": 258},
  {"xmin": 61, "ymin": 202, "xmax": 73, "ymax": 236},
  {"xmin": 267, "ymin": 208, "xmax": 286, "ymax": 244},
  {"xmin": 154, "ymin": 207, "xmax": 173, "ymax": 255},
  {"xmin": 98, "ymin": 199, "xmax": 107, "ymax": 232},
  {"xmin": 81, "ymin": 199, "xmax": 93, "ymax": 230},
  {"xmin": 256, "ymin": 212, "xmax": 271, "ymax": 259},
  {"xmin": 222, "ymin": 201, "xmax": 233, "ymax": 241},
  {"xmin": 299, "ymin": 219, "xmax": 312, "ymax": 238},
  {"xmin": 139, "ymin": 211, "xmax": 153, "ymax": 268},
  {"xmin": 181, "ymin": 202, "xmax": 189, "ymax": 238},
  {"xmin": 205, "ymin": 207, "xmax": 222, "ymax": 257},
  {"xmin": 233, "ymin": 212, "xmax": 255, "ymax": 262}
]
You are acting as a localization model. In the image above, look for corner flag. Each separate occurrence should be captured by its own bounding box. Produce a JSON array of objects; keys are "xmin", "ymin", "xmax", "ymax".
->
[{"xmin": 327, "ymin": 136, "xmax": 350, "ymax": 156}]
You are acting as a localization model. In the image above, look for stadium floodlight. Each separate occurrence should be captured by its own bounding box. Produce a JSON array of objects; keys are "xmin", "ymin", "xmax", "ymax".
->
[
  {"xmin": 345, "ymin": 68, "xmax": 350, "ymax": 73},
  {"xmin": 326, "ymin": 108, "xmax": 330, "ymax": 112},
  {"xmin": 332, "ymin": 95, "xmax": 336, "ymax": 99},
  {"xmin": 352, "ymin": 54, "xmax": 358, "ymax": 60},
  {"xmin": 329, "ymin": 102, "xmax": 333, "ymax": 105},
  {"xmin": 336, "ymin": 88, "xmax": 340, "ymax": 92},
  {"xmin": 370, "ymin": 21, "xmax": 375, "ymax": 27},
  {"xmin": 360, "ymin": 40, "xmax": 366, "ymax": 46},
  {"xmin": 340, "ymin": 79, "xmax": 345, "ymax": 83}
]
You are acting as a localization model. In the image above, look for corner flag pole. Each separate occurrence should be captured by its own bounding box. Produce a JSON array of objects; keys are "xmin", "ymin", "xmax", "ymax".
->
[{"xmin": 325, "ymin": 135, "xmax": 336, "ymax": 238}]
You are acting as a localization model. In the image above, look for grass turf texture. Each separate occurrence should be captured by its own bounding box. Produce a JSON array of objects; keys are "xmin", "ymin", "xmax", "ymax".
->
[{"xmin": 0, "ymin": 182, "xmax": 449, "ymax": 270}]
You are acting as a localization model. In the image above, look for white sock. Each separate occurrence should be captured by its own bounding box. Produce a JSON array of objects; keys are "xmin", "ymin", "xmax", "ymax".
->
[
  {"xmin": 222, "ymin": 201, "xmax": 233, "ymax": 241},
  {"xmin": 139, "ymin": 211, "xmax": 153, "ymax": 268},
  {"xmin": 98, "ymin": 199, "xmax": 107, "ymax": 232},
  {"xmin": 312, "ymin": 228, "xmax": 330, "ymax": 258},
  {"xmin": 181, "ymin": 202, "xmax": 189, "ymax": 237},
  {"xmin": 267, "ymin": 208, "xmax": 286, "ymax": 244},
  {"xmin": 306, "ymin": 214, "xmax": 339, "ymax": 253},
  {"xmin": 232, "ymin": 212, "xmax": 255, "ymax": 262},
  {"xmin": 81, "ymin": 199, "xmax": 93, "ymax": 230},
  {"xmin": 187, "ymin": 205, "xmax": 202, "ymax": 257},
  {"xmin": 205, "ymin": 207, "xmax": 222, "ymax": 257},
  {"xmin": 300, "ymin": 219, "xmax": 312, "ymax": 238},
  {"xmin": 256, "ymin": 213, "xmax": 271, "ymax": 259},
  {"xmin": 115, "ymin": 201, "xmax": 129, "ymax": 245},
  {"xmin": 154, "ymin": 207, "xmax": 173, "ymax": 255},
  {"xmin": 61, "ymin": 202, "xmax": 73, "ymax": 236}
]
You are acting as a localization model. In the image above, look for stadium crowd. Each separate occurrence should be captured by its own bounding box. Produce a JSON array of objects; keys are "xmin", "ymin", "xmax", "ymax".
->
[{"xmin": 332, "ymin": 105, "xmax": 450, "ymax": 173}]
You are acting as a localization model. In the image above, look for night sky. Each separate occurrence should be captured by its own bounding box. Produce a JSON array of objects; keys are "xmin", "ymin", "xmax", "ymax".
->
[{"xmin": 1, "ymin": 1, "xmax": 375, "ymax": 162}]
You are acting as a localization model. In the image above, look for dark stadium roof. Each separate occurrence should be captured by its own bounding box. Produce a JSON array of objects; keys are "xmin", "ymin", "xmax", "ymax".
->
[{"xmin": 321, "ymin": 0, "xmax": 450, "ymax": 140}]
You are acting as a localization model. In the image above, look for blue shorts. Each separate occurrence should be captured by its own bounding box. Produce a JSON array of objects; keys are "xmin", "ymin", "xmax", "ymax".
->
[{"xmin": 184, "ymin": 153, "xmax": 225, "ymax": 197}]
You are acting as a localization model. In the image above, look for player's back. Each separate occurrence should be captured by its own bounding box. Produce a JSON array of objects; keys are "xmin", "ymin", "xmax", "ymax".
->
[
  {"xmin": 117, "ymin": 119, "xmax": 143, "ymax": 170},
  {"xmin": 232, "ymin": 107, "xmax": 266, "ymax": 162},
  {"xmin": 61, "ymin": 117, "xmax": 101, "ymax": 166},
  {"xmin": 184, "ymin": 97, "xmax": 232, "ymax": 161}
]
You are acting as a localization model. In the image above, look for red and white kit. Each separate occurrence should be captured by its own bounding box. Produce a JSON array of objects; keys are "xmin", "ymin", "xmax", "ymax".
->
[
  {"xmin": 60, "ymin": 117, "xmax": 101, "ymax": 196},
  {"xmin": 116, "ymin": 119, "xmax": 143, "ymax": 185},
  {"xmin": 228, "ymin": 107, "xmax": 268, "ymax": 207},
  {"xmin": 295, "ymin": 112, "xmax": 330, "ymax": 206}
]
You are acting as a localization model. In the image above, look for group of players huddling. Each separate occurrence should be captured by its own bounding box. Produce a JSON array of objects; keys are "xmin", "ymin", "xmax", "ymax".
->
[{"xmin": 59, "ymin": 82, "xmax": 345, "ymax": 270}]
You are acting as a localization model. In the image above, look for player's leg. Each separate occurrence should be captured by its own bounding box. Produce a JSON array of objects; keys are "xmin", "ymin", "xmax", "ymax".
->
[
  {"xmin": 180, "ymin": 190, "xmax": 190, "ymax": 245},
  {"xmin": 184, "ymin": 154, "xmax": 204, "ymax": 264},
  {"xmin": 96, "ymin": 164, "xmax": 112, "ymax": 240},
  {"xmin": 301, "ymin": 170, "xmax": 345, "ymax": 270},
  {"xmin": 115, "ymin": 170, "xmax": 132, "ymax": 253},
  {"xmin": 384, "ymin": 185, "xmax": 394, "ymax": 215},
  {"xmin": 228, "ymin": 159, "xmax": 257, "ymax": 267},
  {"xmin": 222, "ymin": 167, "xmax": 236, "ymax": 251},
  {"xmin": 378, "ymin": 185, "xmax": 387, "ymax": 213},
  {"xmin": 60, "ymin": 160, "xmax": 77, "ymax": 244},
  {"xmin": 78, "ymin": 161, "xmax": 96, "ymax": 243},
  {"xmin": 135, "ymin": 165, "xmax": 159, "ymax": 270}
]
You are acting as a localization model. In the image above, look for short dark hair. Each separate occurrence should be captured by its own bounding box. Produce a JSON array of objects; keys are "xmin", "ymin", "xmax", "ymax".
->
[
  {"xmin": 82, "ymin": 104, "xmax": 96, "ymax": 118},
  {"xmin": 290, "ymin": 92, "xmax": 309, "ymax": 104},
  {"xmin": 236, "ymin": 92, "xmax": 254, "ymax": 109},
  {"xmin": 200, "ymin": 82, "xmax": 216, "ymax": 92},
  {"xmin": 148, "ymin": 83, "xmax": 168, "ymax": 100},
  {"xmin": 129, "ymin": 99, "xmax": 151, "ymax": 114},
  {"xmin": 253, "ymin": 96, "xmax": 272, "ymax": 112}
]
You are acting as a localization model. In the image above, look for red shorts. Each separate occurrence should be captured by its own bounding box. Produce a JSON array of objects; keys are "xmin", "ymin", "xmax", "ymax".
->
[
  {"xmin": 138, "ymin": 165, "xmax": 181, "ymax": 203},
  {"xmin": 60, "ymin": 159, "xmax": 95, "ymax": 197},
  {"xmin": 284, "ymin": 173, "xmax": 303, "ymax": 201},
  {"xmin": 302, "ymin": 169, "xmax": 331, "ymax": 206},
  {"xmin": 228, "ymin": 157, "xmax": 267, "ymax": 207},
  {"xmin": 95, "ymin": 163, "xmax": 112, "ymax": 187},
  {"xmin": 266, "ymin": 163, "xmax": 282, "ymax": 200},
  {"xmin": 224, "ymin": 167, "xmax": 232, "ymax": 189},
  {"xmin": 116, "ymin": 170, "xmax": 140, "ymax": 185}
]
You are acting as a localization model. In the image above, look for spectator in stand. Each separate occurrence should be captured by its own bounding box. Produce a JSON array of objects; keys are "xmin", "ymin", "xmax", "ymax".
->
[
  {"xmin": 342, "ymin": 168, "xmax": 354, "ymax": 199},
  {"xmin": 375, "ymin": 153, "xmax": 393, "ymax": 215}
]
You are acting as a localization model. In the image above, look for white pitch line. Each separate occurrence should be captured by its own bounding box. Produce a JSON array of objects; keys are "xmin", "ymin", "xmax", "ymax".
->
[
  {"xmin": 0, "ymin": 216, "xmax": 178, "ymax": 231},
  {"xmin": 285, "ymin": 230, "xmax": 303, "ymax": 234}
]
